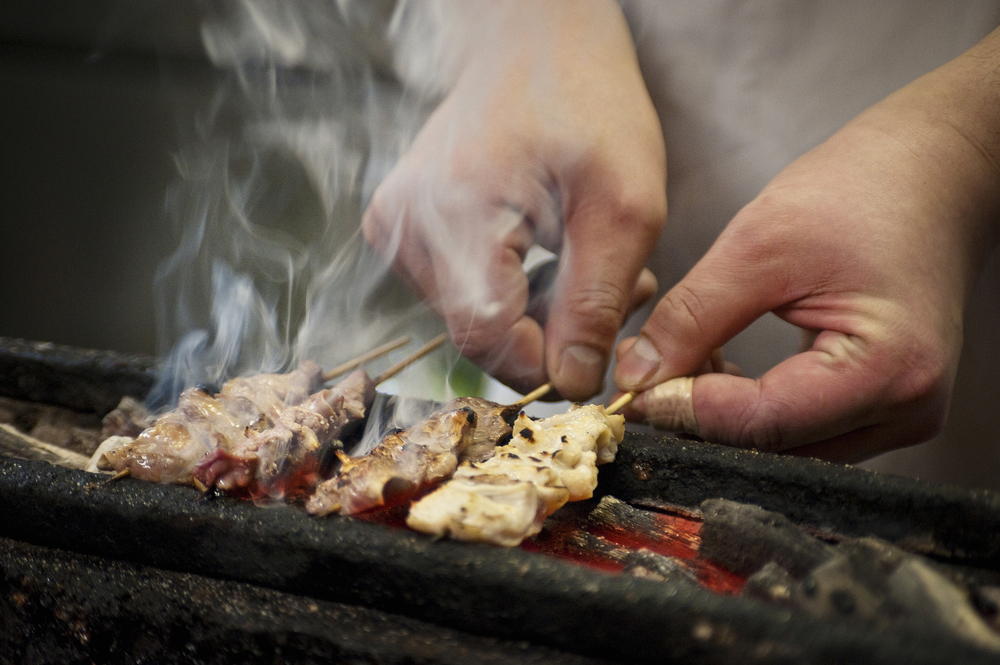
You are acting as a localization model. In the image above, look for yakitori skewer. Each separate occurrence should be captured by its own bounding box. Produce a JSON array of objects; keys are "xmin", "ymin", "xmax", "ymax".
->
[
  {"xmin": 322, "ymin": 335, "xmax": 411, "ymax": 383},
  {"xmin": 307, "ymin": 377, "xmax": 564, "ymax": 518},
  {"xmin": 190, "ymin": 334, "xmax": 454, "ymax": 500},
  {"xmin": 606, "ymin": 391, "xmax": 636, "ymax": 416},
  {"xmin": 372, "ymin": 333, "xmax": 448, "ymax": 385},
  {"xmin": 514, "ymin": 382, "xmax": 553, "ymax": 408},
  {"xmin": 95, "ymin": 335, "xmax": 438, "ymax": 492}
]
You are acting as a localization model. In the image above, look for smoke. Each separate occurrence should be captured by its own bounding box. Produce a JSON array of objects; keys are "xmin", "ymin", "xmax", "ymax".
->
[
  {"xmin": 148, "ymin": 0, "xmax": 453, "ymax": 411},
  {"xmin": 149, "ymin": 0, "xmax": 572, "ymax": 429}
]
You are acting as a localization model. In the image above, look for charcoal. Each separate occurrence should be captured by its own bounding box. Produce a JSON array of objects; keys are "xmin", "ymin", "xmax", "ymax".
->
[
  {"xmin": 792, "ymin": 554, "xmax": 893, "ymax": 620},
  {"xmin": 888, "ymin": 558, "xmax": 1000, "ymax": 653},
  {"xmin": 586, "ymin": 495, "xmax": 700, "ymax": 552},
  {"xmin": 743, "ymin": 562, "xmax": 796, "ymax": 606},
  {"xmin": 622, "ymin": 550, "xmax": 699, "ymax": 587},
  {"xmin": 699, "ymin": 499, "xmax": 835, "ymax": 577},
  {"xmin": 588, "ymin": 494, "xmax": 663, "ymax": 535},
  {"xmin": 563, "ymin": 530, "xmax": 630, "ymax": 563}
]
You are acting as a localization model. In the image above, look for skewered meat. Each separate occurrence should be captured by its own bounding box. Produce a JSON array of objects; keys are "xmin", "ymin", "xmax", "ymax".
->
[
  {"xmin": 102, "ymin": 386, "xmax": 249, "ymax": 484},
  {"xmin": 100, "ymin": 362, "xmax": 323, "ymax": 485},
  {"xmin": 306, "ymin": 407, "xmax": 477, "ymax": 516},
  {"xmin": 194, "ymin": 369, "xmax": 376, "ymax": 500},
  {"xmin": 405, "ymin": 405, "xmax": 625, "ymax": 547},
  {"xmin": 215, "ymin": 361, "xmax": 322, "ymax": 423},
  {"xmin": 100, "ymin": 396, "xmax": 155, "ymax": 440},
  {"xmin": 447, "ymin": 397, "xmax": 520, "ymax": 463}
]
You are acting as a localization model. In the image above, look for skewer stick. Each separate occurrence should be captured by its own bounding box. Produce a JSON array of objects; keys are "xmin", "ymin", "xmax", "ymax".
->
[
  {"xmin": 322, "ymin": 334, "xmax": 412, "ymax": 382},
  {"xmin": 605, "ymin": 391, "xmax": 636, "ymax": 416},
  {"xmin": 513, "ymin": 382, "xmax": 553, "ymax": 408},
  {"xmin": 105, "ymin": 468, "xmax": 131, "ymax": 483},
  {"xmin": 373, "ymin": 333, "xmax": 449, "ymax": 385}
]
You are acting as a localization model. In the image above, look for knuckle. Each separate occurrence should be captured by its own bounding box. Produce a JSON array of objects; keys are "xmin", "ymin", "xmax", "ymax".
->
[
  {"xmin": 361, "ymin": 188, "xmax": 399, "ymax": 247},
  {"xmin": 563, "ymin": 281, "xmax": 628, "ymax": 342},
  {"xmin": 445, "ymin": 309, "xmax": 512, "ymax": 364},
  {"xmin": 655, "ymin": 285, "xmax": 707, "ymax": 337},
  {"xmin": 741, "ymin": 401, "xmax": 792, "ymax": 453},
  {"xmin": 602, "ymin": 182, "xmax": 667, "ymax": 238}
]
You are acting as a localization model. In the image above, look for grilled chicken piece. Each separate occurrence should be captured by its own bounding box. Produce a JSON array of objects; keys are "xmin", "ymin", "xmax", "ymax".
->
[
  {"xmin": 406, "ymin": 404, "xmax": 625, "ymax": 547},
  {"xmin": 103, "ymin": 387, "xmax": 248, "ymax": 484},
  {"xmin": 194, "ymin": 369, "xmax": 377, "ymax": 500},
  {"xmin": 100, "ymin": 361, "xmax": 324, "ymax": 486},
  {"xmin": 444, "ymin": 397, "xmax": 520, "ymax": 463},
  {"xmin": 215, "ymin": 361, "xmax": 323, "ymax": 423},
  {"xmin": 306, "ymin": 407, "xmax": 477, "ymax": 516},
  {"xmin": 100, "ymin": 397, "xmax": 155, "ymax": 440}
]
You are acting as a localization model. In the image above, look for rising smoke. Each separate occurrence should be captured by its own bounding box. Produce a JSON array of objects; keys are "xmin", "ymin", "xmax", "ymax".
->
[{"xmin": 149, "ymin": 0, "xmax": 448, "ymax": 410}]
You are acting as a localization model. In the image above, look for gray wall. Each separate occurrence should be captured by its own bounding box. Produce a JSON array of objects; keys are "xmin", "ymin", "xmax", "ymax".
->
[{"xmin": 0, "ymin": 3, "xmax": 213, "ymax": 355}]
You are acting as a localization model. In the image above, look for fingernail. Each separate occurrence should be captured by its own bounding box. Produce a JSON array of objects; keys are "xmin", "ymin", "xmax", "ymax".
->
[
  {"xmin": 615, "ymin": 334, "xmax": 662, "ymax": 389},
  {"xmin": 557, "ymin": 345, "xmax": 605, "ymax": 398}
]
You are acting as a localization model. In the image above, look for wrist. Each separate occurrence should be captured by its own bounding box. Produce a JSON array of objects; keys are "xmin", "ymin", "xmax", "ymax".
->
[
  {"xmin": 388, "ymin": 0, "xmax": 636, "ymax": 97},
  {"xmin": 858, "ymin": 25, "xmax": 1000, "ymax": 299}
]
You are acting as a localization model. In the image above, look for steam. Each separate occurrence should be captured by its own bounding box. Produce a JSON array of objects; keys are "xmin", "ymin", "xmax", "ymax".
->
[
  {"xmin": 149, "ymin": 0, "xmax": 446, "ymax": 411},
  {"xmin": 150, "ymin": 1, "xmax": 566, "ymax": 430}
]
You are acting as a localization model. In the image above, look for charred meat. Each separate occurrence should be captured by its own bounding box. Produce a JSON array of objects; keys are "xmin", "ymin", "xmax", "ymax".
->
[
  {"xmin": 406, "ymin": 405, "xmax": 624, "ymax": 547},
  {"xmin": 445, "ymin": 396, "xmax": 520, "ymax": 464},
  {"xmin": 98, "ymin": 362, "xmax": 324, "ymax": 485},
  {"xmin": 194, "ymin": 369, "xmax": 376, "ymax": 500},
  {"xmin": 306, "ymin": 407, "xmax": 477, "ymax": 516}
]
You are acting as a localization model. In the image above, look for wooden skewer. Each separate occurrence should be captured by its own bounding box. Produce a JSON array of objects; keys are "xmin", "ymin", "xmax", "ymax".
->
[
  {"xmin": 322, "ymin": 334, "xmax": 412, "ymax": 382},
  {"xmin": 105, "ymin": 468, "xmax": 131, "ymax": 483},
  {"xmin": 513, "ymin": 382, "xmax": 553, "ymax": 408},
  {"xmin": 372, "ymin": 333, "xmax": 449, "ymax": 385},
  {"xmin": 605, "ymin": 391, "xmax": 636, "ymax": 416}
]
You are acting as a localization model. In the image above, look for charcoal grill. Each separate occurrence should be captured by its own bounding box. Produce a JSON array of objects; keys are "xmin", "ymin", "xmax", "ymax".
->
[{"xmin": 2, "ymin": 336, "xmax": 1000, "ymax": 664}]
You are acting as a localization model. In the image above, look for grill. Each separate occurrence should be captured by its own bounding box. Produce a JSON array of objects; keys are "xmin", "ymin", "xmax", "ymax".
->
[{"xmin": 2, "ymin": 337, "xmax": 1000, "ymax": 664}]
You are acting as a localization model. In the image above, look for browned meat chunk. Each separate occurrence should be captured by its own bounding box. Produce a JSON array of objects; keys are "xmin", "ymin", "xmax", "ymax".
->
[
  {"xmin": 406, "ymin": 405, "xmax": 624, "ymax": 547},
  {"xmin": 102, "ymin": 361, "xmax": 325, "ymax": 486},
  {"xmin": 306, "ymin": 407, "xmax": 477, "ymax": 516},
  {"xmin": 443, "ymin": 397, "xmax": 519, "ymax": 463},
  {"xmin": 194, "ymin": 369, "xmax": 377, "ymax": 500}
]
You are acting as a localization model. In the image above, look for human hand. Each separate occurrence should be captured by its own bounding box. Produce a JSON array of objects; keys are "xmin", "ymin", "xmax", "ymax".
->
[
  {"xmin": 615, "ymin": 27, "xmax": 1000, "ymax": 462},
  {"xmin": 362, "ymin": 0, "xmax": 666, "ymax": 400}
]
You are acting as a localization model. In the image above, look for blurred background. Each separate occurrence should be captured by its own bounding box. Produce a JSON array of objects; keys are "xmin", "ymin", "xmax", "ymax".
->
[{"xmin": 0, "ymin": 2, "xmax": 210, "ymax": 355}]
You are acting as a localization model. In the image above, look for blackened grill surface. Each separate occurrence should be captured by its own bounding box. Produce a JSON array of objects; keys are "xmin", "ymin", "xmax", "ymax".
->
[
  {"xmin": 0, "ymin": 457, "xmax": 998, "ymax": 664},
  {"xmin": 3, "ymin": 339, "xmax": 1000, "ymax": 663},
  {"xmin": 598, "ymin": 434, "xmax": 1000, "ymax": 564},
  {"xmin": 0, "ymin": 337, "xmax": 156, "ymax": 415},
  {"xmin": 0, "ymin": 536, "xmax": 607, "ymax": 665}
]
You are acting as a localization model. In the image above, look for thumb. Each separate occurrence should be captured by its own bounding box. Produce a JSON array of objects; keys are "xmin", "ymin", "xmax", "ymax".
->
[
  {"xmin": 614, "ymin": 230, "xmax": 789, "ymax": 391},
  {"xmin": 544, "ymin": 198, "xmax": 664, "ymax": 402}
]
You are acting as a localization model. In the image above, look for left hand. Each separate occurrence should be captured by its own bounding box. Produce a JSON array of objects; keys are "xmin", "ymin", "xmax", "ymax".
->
[{"xmin": 614, "ymin": 26, "xmax": 1000, "ymax": 462}]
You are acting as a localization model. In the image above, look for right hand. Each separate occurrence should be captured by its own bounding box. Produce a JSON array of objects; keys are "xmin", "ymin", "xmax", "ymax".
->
[{"xmin": 362, "ymin": 0, "xmax": 666, "ymax": 400}]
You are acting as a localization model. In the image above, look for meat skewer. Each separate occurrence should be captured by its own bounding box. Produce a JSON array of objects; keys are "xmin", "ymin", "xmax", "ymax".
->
[
  {"xmin": 192, "ymin": 334, "xmax": 448, "ymax": 501},
  {"xmin": 605, "ymin": 391, "xmax": 636, "ymax": 416},
  {"xmin": 90, "ymin": 335, "xmax": 416, "ymax": 491},
  {"xmin": 98, "ymin": 360, "xmax": 325, "ymax": 486},
  {"xmin": 403, "ymin": 395, "xmax": 629, "ymax": 548},
  {"xmin": 305, "ymin": 382, "xmax": 554, "ymax": 517}
]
